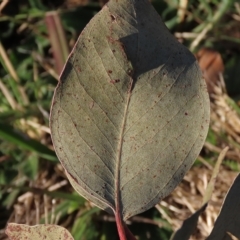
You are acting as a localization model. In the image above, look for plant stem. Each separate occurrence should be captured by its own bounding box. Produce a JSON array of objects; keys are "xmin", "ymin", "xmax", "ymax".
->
[
  {"xmin": 124, "ymin": 223, "xmax": 137, "ymax": 240},
  {"xmin": 115, "ymin": 210, "xmax": 127, "ymax": 240},
  {"xmin": 115, "ymin": 209, "xmax": 137, "ymax": 240}
]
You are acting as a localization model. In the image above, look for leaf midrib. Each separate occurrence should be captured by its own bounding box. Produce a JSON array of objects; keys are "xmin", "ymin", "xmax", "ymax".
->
[{"xmin": 115, "ymin": 80, "xmax": 133, "ymax": 217}]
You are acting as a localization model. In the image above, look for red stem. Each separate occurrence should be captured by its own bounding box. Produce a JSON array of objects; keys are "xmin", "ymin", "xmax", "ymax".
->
[
  {"xmin": 115, "ymin": 209, "xmax": 137, "ymax": 240},
  {"xmin": 124, "ymin": 223, "xmax": 137, "ymax": 240},
  {"xmin": 115, "ymin": 210, "xmax": 127, "ymax": 240}
]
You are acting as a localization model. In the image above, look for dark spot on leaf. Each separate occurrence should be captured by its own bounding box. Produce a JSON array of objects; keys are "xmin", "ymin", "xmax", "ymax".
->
[{"xmin": 110, "ymin": 79, "xmax": 120, "ymax": 84}]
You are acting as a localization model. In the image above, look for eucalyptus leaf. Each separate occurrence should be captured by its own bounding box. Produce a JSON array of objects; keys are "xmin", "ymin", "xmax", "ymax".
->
[
  {"xmin": 50, "ymin": 0, "xmax": 209, "ymax": 229},
  {"xmin": 5, "ymin": 223, "xmax": 74, "ymax": 240},
  {"xmin": 207, "ymin": 174, "xmax": 240, "ymax": 240},
  {"xmin": 170, "ymin": 204, "xmax": 208, "ymax": 240}
]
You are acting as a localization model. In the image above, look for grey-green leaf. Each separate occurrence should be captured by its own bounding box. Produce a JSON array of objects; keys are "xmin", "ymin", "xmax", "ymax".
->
[
  {"xmin": 50, "ymin": 0, "xmax": 210, "ymax": 221},
  {"xmin": 207, "ymin": 174, "xmax": 240, "ymax": 240}
]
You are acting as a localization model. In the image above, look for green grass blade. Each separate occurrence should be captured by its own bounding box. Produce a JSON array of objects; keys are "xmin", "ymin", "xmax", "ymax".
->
[{"xmin": 0, "ymin": 123, "xmax": 57, "ymax": 161}]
